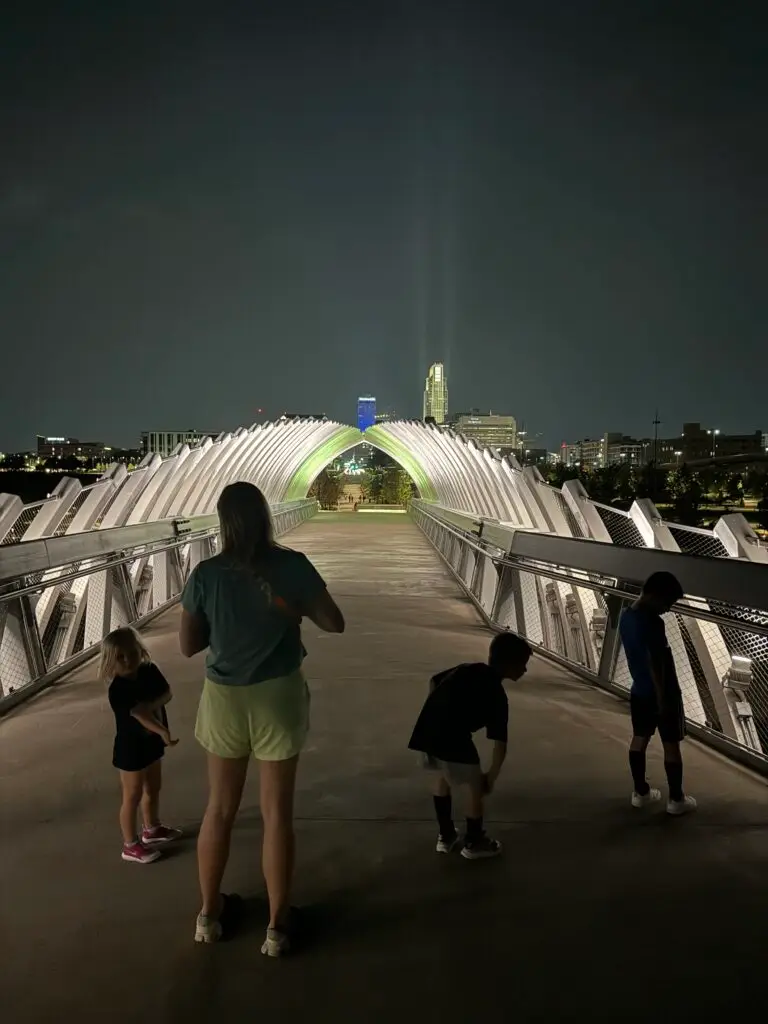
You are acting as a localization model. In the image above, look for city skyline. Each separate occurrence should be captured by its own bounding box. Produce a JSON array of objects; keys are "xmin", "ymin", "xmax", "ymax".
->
[{"xmin": 1, "ymin": 6, "xmax": 766, "ymax": 452}]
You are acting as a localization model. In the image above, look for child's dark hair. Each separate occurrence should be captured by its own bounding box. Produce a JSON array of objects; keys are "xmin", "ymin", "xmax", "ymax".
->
[
  {"xmin": 642, "ymin": 571, "xmax": 684, "ymax": 604},
  {"xmin": 489, "ymin": 631, "xmax": 531, "ymax": 668}
]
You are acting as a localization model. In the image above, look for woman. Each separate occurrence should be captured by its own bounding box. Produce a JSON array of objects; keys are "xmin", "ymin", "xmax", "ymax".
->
[{"xmin": 180, "ymin": 481, "xmax": 345, "ymax": 956}]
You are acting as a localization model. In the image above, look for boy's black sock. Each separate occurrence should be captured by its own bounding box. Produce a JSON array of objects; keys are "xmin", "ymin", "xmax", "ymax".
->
[
  {"xmin": 664, "ymin": 761, "xmax": 684, "ymax": 803},
  {"xmin": 465, "ymin": 817, "xmax": 484, "ymax": 843},
  {"xmin": 629, "ymin": 750, "xmax": 650, "ymax": 795},
  {"xmin": 433, "ymin": 795, "xmax": 455, "ymax": 838}
]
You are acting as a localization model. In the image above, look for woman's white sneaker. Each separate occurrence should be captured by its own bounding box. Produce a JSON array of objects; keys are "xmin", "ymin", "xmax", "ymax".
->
[
  {"xmin": 631, "ymin": 788, "xmax": 662, "ymax": 808},
  {"xmin": 194, "ymin": 914, "xmax": 222, "ymax": 944},
  {"xmin": 261, "ymin": 927, "xmax": 290, "ymax": 958},
  {"xmin": 667, "ymin": 795, "xmax": 697, "ymax": 816}
]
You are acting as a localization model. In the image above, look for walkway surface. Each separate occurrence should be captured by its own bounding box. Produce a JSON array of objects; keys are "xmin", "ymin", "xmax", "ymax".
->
[{"xmin": 2, "ymin": 512, "xmax": 767, "ymax": 1023}]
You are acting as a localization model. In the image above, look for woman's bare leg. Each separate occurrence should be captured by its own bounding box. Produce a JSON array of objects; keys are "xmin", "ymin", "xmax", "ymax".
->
[
  {"xmin": 197, "ymin": 754, "xmax": 249, "ymax": 916},
  {"xmin": 259, "ymin": 756, "xmax": 300, "ymax": 930}
]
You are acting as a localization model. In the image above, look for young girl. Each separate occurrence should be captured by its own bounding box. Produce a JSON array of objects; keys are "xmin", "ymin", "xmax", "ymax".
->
[{"xmin": 100, "ymin": 627, "xmax": 182, "ymax": 864}]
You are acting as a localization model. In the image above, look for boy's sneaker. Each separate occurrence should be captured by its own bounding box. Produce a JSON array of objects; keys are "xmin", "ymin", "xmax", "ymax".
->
[
  {"xmin": 142, "ymin": 824, "xmax": 183, "ymax": 844},
  {"xmin": 631, "ymin": 788, "xmax": 662, "ymax": 808},
  {"xmin": 436, "ymin": 832, "xmax": 460, "ymax": 854},
  {"xmin": 667, "ymin": 795, "xmax": 697, "ymax": 816},
  {"xmin": 461, "ymin": 835, "xmax": 502, "ymax": 860},
  {"xmin": 261, "ymin": 927, "xmax": 290, "ymax": 958},
  {"xmin": 121, "ymin": 841, "xmax": 161, "ymax": 865}
]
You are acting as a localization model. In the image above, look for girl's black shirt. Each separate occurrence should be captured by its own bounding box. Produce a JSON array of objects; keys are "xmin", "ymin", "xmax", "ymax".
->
[{"xmin": 108, "ymin": 663, "xmax": 170, "ymax": 770}]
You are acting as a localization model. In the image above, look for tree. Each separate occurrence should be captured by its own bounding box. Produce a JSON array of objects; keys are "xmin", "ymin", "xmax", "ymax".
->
[
  {"xmin": 541, "ymin": 463, "xmax": 580, "ymax": 488},
  {"xmin": 744, "ymin": 468, "xmax": 768, "ymax": 499},
  {"xmin": 667, "ymin": 466, "xmax": 703, "ymax": 526},
  {"xmin": 586, "ymin": 466, "xmax": 620, "ymax": 505},
  {"xmin": 726, "ymin": 474, "xmax": 744, "ymax": 506},
  {"xmin": 381, "ymin": 468, "xmax": 413, "ymax": 506},
  {"xmin": 310, "ymin": 469, "xmax": 345, "ymax": 510},
  {"xmin": 359, "ymin": 468, "xmax": 383, "ymax": 503}
]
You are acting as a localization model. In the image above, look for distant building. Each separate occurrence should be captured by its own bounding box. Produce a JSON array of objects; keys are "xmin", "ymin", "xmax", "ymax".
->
[
  {"xmin": 141, "ymin": 430, "xmax": 219, "ymax": 458},
  {"xmin": 281, "ymin": 413, "xmax": 327, "ymax": 421},
  {"xmin": 657, "ymin": 423, "xmax": 762, "ymax": 464},
  {"xmin": 561, "ymin": 424, "xmax": 763, "ymax": 470},
  {"xmin": 423, "ymin": 362, "xmax": 448, "ymax": 424},
  {"xmin": 561, "ymin": 439, "xmax": 603, "ymax": 470},
  {"xmin": 357, "ymin": 395, "xmax": 376, "ymax": 432},
  {"xmin": 449, "ymin": 410, "xmax": 518, "ymax": 454},
  {"xmin": 374, "ymin": 411, "xmax": 396, "ymax": 424},
  {"xmin": 603, "ymin": 433, "xmax": 651, "ymax": 467},
  {"xmin": 36, "ymin": 436, "xmax": 108, "ymax": 461}
]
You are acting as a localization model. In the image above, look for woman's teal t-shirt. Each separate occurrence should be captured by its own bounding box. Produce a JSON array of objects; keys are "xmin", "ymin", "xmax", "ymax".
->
[{"xmin": 181, "ymin": 546, "xmax": 326, "ymax": 686}]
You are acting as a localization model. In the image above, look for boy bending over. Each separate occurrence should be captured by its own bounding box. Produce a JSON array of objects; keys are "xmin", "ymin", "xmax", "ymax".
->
[{"xmin": 408, "ymin": 632, "xmax": 531, "ymax": 859}]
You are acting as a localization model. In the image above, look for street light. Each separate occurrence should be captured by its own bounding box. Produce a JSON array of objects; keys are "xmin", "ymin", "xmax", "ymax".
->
[
  {"xmin": 674, "ymin": 450, "xmax": 682, "ymax": 466},
  {"xmin": 707, "ymin": 428, "xmax": 720, "ymax": 459}
]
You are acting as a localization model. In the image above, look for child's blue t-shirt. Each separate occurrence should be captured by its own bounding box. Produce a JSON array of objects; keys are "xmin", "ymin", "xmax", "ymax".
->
[{"xmin": 619, "ymin": 605, "xmax": 671, "ymax": 699}]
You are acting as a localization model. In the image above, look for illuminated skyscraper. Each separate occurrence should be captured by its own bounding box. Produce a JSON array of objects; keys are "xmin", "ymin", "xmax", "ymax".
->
[
  {"xmin": 357, "ymin": 395, "xmax": 376, "ymax": 432},
  {"xmin": 423, "ymin": 363, "xmax": 448, "ymax": 424}
]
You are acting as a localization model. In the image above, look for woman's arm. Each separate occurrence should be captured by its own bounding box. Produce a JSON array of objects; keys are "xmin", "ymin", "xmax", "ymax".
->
[
  {"xmin": 179, "ymin": 608, "xmax": 210, "ymax": 657},
  {"xmin": 303, "ymin": 589, "xmax": 345, "ymax": 634}
]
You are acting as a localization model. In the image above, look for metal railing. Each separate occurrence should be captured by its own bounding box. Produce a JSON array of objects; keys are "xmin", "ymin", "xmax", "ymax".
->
[
  {"xmin": 410, "ymin": 499, "xmax": 768, "ymax": 776},
  {"xmin": 0, "ymin": 499, "xmax": 318, "ymax": 713}
]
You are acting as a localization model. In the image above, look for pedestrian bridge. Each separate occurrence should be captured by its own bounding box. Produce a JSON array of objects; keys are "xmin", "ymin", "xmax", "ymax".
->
[
  {"xmin": 2, "ymin": 417, "xmax": 768, "ymax": 766},
  {"xmin": 1, "ymin": 419, "xmax": 768, "ymax": 1020},
  {"xmin": 1, "ymin": 510, "xmax": 767, "ymax": 1022}
]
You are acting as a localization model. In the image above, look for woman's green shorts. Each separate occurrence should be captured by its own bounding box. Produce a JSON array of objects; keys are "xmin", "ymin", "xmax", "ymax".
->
[{"xmin": 195, "ymin": 670, "xmax": 310, "ymax": 761}]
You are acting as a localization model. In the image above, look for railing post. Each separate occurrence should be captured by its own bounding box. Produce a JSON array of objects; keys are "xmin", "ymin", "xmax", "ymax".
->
[{"xmin": 597, "ymin": 593, "xmax": 624, "ymax": 684}]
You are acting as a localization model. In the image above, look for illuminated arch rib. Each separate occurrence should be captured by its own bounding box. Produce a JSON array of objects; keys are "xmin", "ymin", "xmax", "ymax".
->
[
  {"xmin": 0, "ymin": 417, "xmax": 548, "ymax": 544},
  {"xmin": 0, "ymin": 418, "xmax": 543, "ymax": 543},
  {"xmin": 0, "ymin": 416, "xmax": 756, "ymax": 551},
  {"xmin": 365, "ymin": 421, "xmax": 537, "ymax": 525}
]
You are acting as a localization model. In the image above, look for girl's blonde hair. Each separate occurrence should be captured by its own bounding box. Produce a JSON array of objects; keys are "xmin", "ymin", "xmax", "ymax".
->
[{"xmin": 99, "ymin": 627, "xmax": 150, "ymax": 683}]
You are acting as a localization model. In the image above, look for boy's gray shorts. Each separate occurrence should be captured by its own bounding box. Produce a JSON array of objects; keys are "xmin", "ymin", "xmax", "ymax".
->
[{"xmin": 421, "ymin": 753, "xmax": 483, "ymax": 787}]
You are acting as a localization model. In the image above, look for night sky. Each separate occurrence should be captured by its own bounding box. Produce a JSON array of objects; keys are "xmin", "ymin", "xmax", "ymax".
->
[{"xmin": 1, "ymin": 2, "xmax": 766, "ymax": 452}]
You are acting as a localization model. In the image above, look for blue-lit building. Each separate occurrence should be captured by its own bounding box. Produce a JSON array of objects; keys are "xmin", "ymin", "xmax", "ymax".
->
[{"xmin": 357, "ymin": 395, "xmax": 376, "ymax": 432}]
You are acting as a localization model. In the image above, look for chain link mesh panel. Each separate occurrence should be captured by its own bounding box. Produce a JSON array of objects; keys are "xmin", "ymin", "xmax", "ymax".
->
[
  {"xmin": 714, "ymin": 621, "xmax": 768, "ymax": 752},
  {"xmin": 593, "ymin": 504, "xmax": 645, "ymax": 548},
  {"xmin": 0, "ymin": 601, "xmax": 35, "ymax": 695},
  {"xmin": 52, "ymin": 490, "xmax": 92, "ymax": 537},
  {"xmin": 1, "ymin": 504, "xmax": 46, "ymax": 545},
  {"xmin": 676, "ymin": 616, "xmax": 722, "ymax": 731},
  {"xmin": 668, "ymin": 526, "xmax": 729, "ymax": 559}
]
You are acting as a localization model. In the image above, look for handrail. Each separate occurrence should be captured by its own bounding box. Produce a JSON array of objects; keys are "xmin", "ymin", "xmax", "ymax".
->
[
  {"xmin": 410, "ymin": 498, "xmax": 768, "ymax": 773},
  {"xmin": 412, "ymin": 500, "xmax": 768, "ymax": 615},
  {"xmin": 0, "ymin": 500, "xmax": 315, "ymax": 582}
]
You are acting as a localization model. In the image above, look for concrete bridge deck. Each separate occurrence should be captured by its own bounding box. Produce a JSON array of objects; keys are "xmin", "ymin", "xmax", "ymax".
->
[{"xmin": 1, "ymin": 512, "xmax": 767, "ymax": 1023}]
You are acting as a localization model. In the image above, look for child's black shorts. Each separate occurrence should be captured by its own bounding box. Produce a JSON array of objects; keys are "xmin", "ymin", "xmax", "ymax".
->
[{"xmin": 630, "ymin": 691, "xmax": 686, "ymax": 743}]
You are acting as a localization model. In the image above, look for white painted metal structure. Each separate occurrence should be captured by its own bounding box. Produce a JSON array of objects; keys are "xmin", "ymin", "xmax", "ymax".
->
[{"xmin": 1, "ymin": 417, "xmax": 767, "ymax": 774}]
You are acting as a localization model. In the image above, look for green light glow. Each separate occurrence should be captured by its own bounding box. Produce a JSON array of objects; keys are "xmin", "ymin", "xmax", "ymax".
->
[
  {"xmin": 283, "ymin": 424, "xmax": 438, "ymax": 502},
  {"xmin": 364, "ymin": 426, "xmax": 437, "ymax": 501}
]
